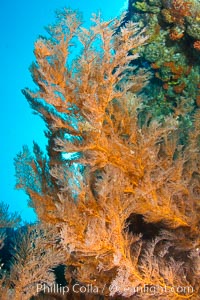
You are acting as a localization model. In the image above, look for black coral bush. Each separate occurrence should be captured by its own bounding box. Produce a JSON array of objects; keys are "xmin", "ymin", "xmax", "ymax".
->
[
  {"xmin": 2, "ymin": 7, "xmax": 200, "ymax": 300},
  {"xmin": 0, "ymin": 222, "xmax": 64, "ymax": 300}
]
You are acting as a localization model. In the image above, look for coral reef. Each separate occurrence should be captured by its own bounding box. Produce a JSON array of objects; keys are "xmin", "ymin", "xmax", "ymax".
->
[
  {"xmin": 128, "ymin": 0, "xmax": 200, "ymax": 125},
  {"xmin": 1, "ymin": 4, "xmax": 200, "ymax": 300}
]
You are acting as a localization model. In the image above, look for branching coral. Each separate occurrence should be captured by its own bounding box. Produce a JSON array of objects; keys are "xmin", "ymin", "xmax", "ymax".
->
[
  {"xmin": 0, "ymin": 224, "xmax": 65, "ymax": 300},
  {"xmin": 12, "ymin": 8, "xmax": 200, "ymax": 299},
  {"xmin": 0, "ymin": 204, "xmax": 21, "ymax": 299}
]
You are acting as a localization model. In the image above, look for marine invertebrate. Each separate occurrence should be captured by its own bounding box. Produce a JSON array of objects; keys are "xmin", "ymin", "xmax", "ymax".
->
[
  {"xmin": 163, "ymin": 0, "xmax": 192, "ymax": 25},
  {"xmin": 169, "ymin": 25, "xmax": 184, "ymax": 40},
  {"xmin": 173, "ymin": 82, "xmax": 186, "ymax": 93},
  {"xmin": 13, "ymin": 7, "xmax": 200, "ymax": 299},
  {"xmin": 4, "ymin": 224, "xmax": 64, "ymax": 300},
  {"xmin": 196, "ymin": 95, "xmax": 200, "ymax": 106},
  {"xmin": 193, "ymin": 40, "xmax": 200, "ymax": 50},
  {"xmin": 186, "ymin": 17, "xmax": 200, "ymax": 40},
  {"xmin": 163, "ymin": 61, "xmax": 184, "ymax": 77}
]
